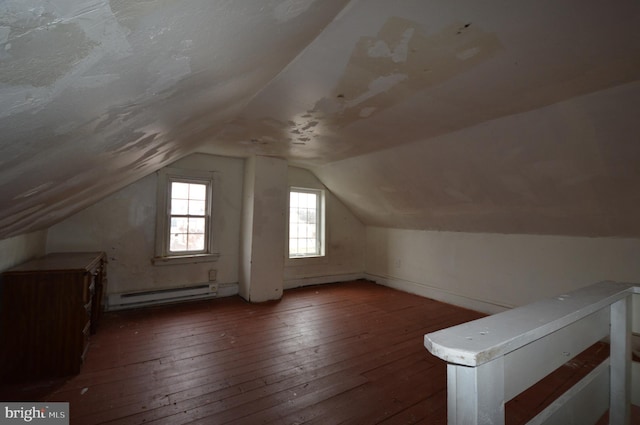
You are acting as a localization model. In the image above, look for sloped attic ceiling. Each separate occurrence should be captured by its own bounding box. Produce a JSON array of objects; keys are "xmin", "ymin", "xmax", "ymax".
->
[
  {"xmin": 1, "ymin": 0, "xmax": 639, "ymax": 240},
  {"xmin": 0, "ymin": 0, "xmax": 352, "ymax": 239}
]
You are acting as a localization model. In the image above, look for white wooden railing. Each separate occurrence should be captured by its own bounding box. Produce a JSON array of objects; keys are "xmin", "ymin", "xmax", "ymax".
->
[{"xmin": 424, "ymin": 281, "xmax": 639, "ymax": 425}]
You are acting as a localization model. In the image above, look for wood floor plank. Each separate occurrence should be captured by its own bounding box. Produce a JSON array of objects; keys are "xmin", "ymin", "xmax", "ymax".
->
[
  {"xmin": 379, "ymin": 389, "xmax": 447, "ymax": 425},
  {"xmin": 1, "ymin": 279, "xmax": 628, "ymax": 425}
]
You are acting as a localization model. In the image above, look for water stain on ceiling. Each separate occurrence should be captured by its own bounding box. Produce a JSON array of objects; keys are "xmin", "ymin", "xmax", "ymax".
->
[
  {"xmin": 216, "ymin": 16, "xmax": 502, "ymax": 161},
  {"xmin": 309, "ymin": 17, "xmax": 502, "ymax": 126},
  {"xmin": 0, "ymin": 0, "xmax": 639, "ymax": 239}
]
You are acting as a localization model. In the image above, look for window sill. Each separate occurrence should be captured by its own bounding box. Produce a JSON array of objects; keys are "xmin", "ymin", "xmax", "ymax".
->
[
  {"xmin": 152, "ymin": 253, "xmax": 220, "ymax": 266},
  {"xmin": 286, "ymin": 255, "xmax": 328, "ymax": 267}
]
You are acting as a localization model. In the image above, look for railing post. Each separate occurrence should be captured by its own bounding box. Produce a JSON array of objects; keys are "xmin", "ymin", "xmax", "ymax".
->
[
  {"xmin": 610, "ymin": 295, "xmax": 631, "ymax": 425},
  {"xmin": 447, "ymin": 357, "xmax": 505, "ymax": 425}
]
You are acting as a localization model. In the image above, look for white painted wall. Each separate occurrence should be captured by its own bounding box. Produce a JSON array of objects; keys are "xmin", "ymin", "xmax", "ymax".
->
[
  {"xmin": 314, "ymin": 82, "xmax": 640, "ymax": 238},
  {"xmin": 365, "ymin": 227, "xmax": 640, "ymax": 313},
  {"xmin": 46, "ymin": 153, "xmax": 244, "ymax": 295},
  {"xmin": 239, "ymin": 156, "xmax": 256, "ymax": 300},
  {"xmin": 44, "ymin": 155, "xmax": 362, "ymax": 301},
  {"xmin": 0, "ymin": 231, "xmax": 47, "ymax": 272},
  {"xmin": 284, "ymin": 166, "xmax": 365, "ymax": 288},
  {"xmin": 239, "ymin": 156, "xmax": 288, "ymax": 302}
]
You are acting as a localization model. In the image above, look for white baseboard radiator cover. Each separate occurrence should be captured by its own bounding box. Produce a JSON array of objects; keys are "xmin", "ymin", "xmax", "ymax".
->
[{"xmin": 107, "ymin": 283, "xmax": 218, "ymax": 310}]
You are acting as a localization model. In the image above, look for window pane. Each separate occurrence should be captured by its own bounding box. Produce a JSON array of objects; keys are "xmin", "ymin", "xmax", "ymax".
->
[
  {"xmin": 189, "ymin": 200, "xmax": 206, "ymax": 215},
  {"xmin": 296, "ymin": 209, "xmax": 308, "ymax": 223},
  {"xmin": 307, "ymin": 209, "xmax": 316, "ymax": 224},
  {"xmin": 171, "ymin": 217, "xmax": 188, "ymax": 234},
  {"xmin": 170, "ymin": 233, "xmax": 187, "ymax": 252},
  {"xmin": 187, "ymin": 234, "xmax": 205, "ymax": 251},
  {"xmin": 290, "ymin": 192, "xmax": 299, "ymax": 208},
  {"xmin": 171, "ymin": 199, "xmax": 188, "ymax": 215},
  {"xmin": 290, "ymin": 239, "xmax": 299, "ymax": 255},
  {"xmin": 290, "ymin": 208, "xmax": 299, "ymax": 223},
  {"xmin": 306, "ymin": 224, "xmax": 316, "ymax": 238},
  {"xmin": 189, "ymin": 183, "xmax": 207, "ymax": 200},
  {"xmin": 289, "ymin": 189, "xmax": 323, "ymax": 258},
  {"xmin": 172, "ymin": 182, "xmax": 190, "ymax": 199},
  {"xmin": 304, "ymin": 239, "xmax": 315, "ymax": 253},
  {"xmin": 301, "ymin": 193, "xmax": 316, "ymax": 208},
  {"xmin": 188, "ymin": 217, "xmax": 205, "ymax": 234}
]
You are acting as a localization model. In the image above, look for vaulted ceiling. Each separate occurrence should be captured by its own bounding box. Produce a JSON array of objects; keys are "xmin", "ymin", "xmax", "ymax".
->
[{"xmin": 1, "ymin": 0, "xmax": 639, "ymax": 239}]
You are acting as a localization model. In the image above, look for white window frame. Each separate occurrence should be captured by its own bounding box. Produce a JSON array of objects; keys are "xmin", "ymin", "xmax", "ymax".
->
[
  {"xmin": 153, "ymin": 167, "xmax": 219, "ymax": 265},
  {"xmin": 288, "ymin": 187, "xmax": 325, "ymax": 259}
]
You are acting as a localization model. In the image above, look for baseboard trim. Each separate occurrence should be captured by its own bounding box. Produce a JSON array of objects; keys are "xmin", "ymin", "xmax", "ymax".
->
[
  {"xmin": 217, "ymin": 282, "xmax": 239, "ymax": 297},
  {"xmin": 105, "ymin": 282, "xmax": 239, "ymax": 311},
  {"xmin": 365, "ymin": 273, "xmax": 513, "ymax": 315},
  {"xmin": 284, "ymin": 273, "xmax": 366, "ymax": 290}
]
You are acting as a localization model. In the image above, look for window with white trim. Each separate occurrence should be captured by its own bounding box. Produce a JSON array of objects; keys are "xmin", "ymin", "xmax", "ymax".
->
[
  {"xmin": 154, "ymin": 168, "xmax": 218, "ymax": 264},
  {"xmin": 288, "ymin": 188, "xmax": 325, "ymax": 258},
  {"xmin": 168, "ymin": 180, "xmax": 208, "ymax": 253}
]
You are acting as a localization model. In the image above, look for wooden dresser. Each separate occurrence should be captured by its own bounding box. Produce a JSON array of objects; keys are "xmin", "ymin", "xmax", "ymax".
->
[{"xmin": 0, "ymin": 252, "xmax": 107, "ymax": 382}]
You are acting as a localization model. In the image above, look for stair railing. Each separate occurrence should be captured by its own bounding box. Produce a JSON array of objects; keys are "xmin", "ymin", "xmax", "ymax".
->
[{"xmin": 425, "ymin": 281, "xmax": 638, "ymax": 425}]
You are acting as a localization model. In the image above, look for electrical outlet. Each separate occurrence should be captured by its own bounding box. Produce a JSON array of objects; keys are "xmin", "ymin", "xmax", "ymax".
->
[{"xmin": 208, "ymin": 269, "xmax": 217, "ymax": 282}]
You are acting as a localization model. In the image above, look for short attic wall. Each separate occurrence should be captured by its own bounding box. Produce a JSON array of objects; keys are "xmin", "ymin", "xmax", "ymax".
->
[
  {"xmin": 365, "ymin": 226, "xmax": 640, "ymax": 313},
  {"xmin": 314, "ymin": 82, "xmax": 640, "ymax": 238},
  {"xmin": 0, "ymin": 231, "xmax": 47, "ymax": 272}
]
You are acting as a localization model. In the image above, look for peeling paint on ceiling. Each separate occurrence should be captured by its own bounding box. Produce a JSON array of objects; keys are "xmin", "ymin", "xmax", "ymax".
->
[
  {"xmin": 0, "ymin": 0, "xmax": 352, "ymax": 239},
  {"xmin": 310, "ymin": 17, "xmax": 502, "ymax": 124},
  {"xmin": 0, "ymin": 21, "xmax": 96, "ymax": 87},
  {"xmin": 0, "ymin": 0, "xmax": 639, "ymax": 239}
]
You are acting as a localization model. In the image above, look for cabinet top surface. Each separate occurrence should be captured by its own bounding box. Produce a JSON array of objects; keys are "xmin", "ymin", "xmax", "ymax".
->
[{"xmin": 4, "ymin": 252, "xmax": 105, "ymax": 274}]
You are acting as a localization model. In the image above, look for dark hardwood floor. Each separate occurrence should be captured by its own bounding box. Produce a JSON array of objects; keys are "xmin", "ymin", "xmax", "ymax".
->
[{"xmin": 0, "ymin": 280, "xmax": 624, "ymax": 424}]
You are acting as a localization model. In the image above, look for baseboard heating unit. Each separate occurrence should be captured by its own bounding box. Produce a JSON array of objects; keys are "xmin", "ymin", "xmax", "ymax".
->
[{"xmin": 108, "ymin": 283, "xmax": 218, "ymax": 310}]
